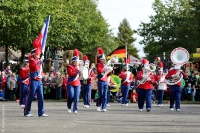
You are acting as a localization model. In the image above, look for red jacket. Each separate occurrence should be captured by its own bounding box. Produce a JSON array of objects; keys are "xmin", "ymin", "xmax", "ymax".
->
[
  {"xmin": 119, "ymin": 70, "xmax": 133, "ymax": 86},
  {"xmin": 19, "ymin": 66, "xmax": 29, "ymax": 84},
  {"xmin": 130, "ymin": 92, "xmax": 138, "ymax": 101},
  {"xmin": 96, "ymin": 63, "xmax": 110, "ymax": 82},
  {"xmin": 62, "ymin": 77, "xmax": 67, "ymax": 90},
  {"xmin": 1, "ymin": 76, "xmax": 7, "ymax": 88},
  {"xmin": 29, "ymin": 58, "xmax": 42, "ymax": 73},
  {"xmin": 165, "ymin": 69, "xmax": 187, "ymax": 86},
  {"xmin": 87, "ymin": 69, "xmax": 95, "ymax": 84},
  {"xmin": 67, "ymin": 64, "xmax": 80, "ymax": 86},
  {"xmin": 136, "ymin": 71, "xmax": 155, "ymax": 90}
]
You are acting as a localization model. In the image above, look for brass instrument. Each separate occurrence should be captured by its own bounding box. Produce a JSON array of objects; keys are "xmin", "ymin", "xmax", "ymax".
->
[
  {"xmin": 166, "ymin": 47, "xmax": 189, "ymax": 85},
  {"xmin": 101, "ymin": 55, "xmax": 118, "ymax": 78},
  {"xmin": 137, "ymin": 63, "xmax": 156, "ymax": 85}
]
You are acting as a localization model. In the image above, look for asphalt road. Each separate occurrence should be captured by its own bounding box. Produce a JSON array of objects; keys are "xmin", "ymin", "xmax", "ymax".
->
[{"xmin": 0, "ymin": 101, "xmax": 200, "ymax": 133}]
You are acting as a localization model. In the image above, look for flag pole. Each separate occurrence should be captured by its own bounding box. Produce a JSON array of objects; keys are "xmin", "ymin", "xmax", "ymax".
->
[{"xmin": 125, "ymin": 43, "xmax": 127, "ymax": 63}]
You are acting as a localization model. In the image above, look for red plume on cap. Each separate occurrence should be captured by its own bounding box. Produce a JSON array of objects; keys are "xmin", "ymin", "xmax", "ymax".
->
[
  {"xmin": 158, "ymin": 62, "xmax": 163, "ymax": 68},
  {"xmin": 141, "ymin": 58, "xmax": 149, "ymax": 65},
  {"xmin": 156, "ymin": 57, "xmax": 161, "ymax": 61},
  {"xmin": 83, "ymin": 55, "xmax": 88, "ymax": 62},
  {"xmin": 97, "ymin": 47, "xmax": 105, "ymax": 59},
  {"xmin": 98, "ymin": 47, "xmax": 104, "ymax": 55},
  {"xmin": 73, "ymin": 49, "xmax": 80, "ymax": 57}
]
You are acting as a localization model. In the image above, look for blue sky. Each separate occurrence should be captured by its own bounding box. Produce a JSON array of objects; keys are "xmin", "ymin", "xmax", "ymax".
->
[{"xmin": 97, "ymin": 0, "xmax": 156, "ymax": 58}]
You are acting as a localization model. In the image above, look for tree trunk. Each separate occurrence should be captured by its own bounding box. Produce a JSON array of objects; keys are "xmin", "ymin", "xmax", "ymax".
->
[
  {"xmin": 20, "ymin": 48, "xmax": 25, "ymax": 65},
  {"xmin": 5, "ymin": 45, "xmax": 8, "ymax": 67}
]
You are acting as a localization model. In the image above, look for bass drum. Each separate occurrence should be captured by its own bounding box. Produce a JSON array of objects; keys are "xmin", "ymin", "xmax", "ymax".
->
[
  {"xmin": 158, "ymin": 83, "xmax": 167, "ymax": 90},
  {"xmin": 82, "ymin": 67, "xmax": 89, "ymax": 80}
]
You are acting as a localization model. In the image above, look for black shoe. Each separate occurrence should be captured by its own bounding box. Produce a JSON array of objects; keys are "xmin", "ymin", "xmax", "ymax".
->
[{"xmin": 146, "ymin": 108, "xmax": 151, "ymax": 112}]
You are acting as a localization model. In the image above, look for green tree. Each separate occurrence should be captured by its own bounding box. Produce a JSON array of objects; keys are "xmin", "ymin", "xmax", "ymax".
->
[
  {"xmin": 116, "ymin": 18, "xmax": 139, "ymax": 58},
  {"xmin": 0, "ymin": 0, "xmax": 117, "ymax": 63},
  {"xmin": 137, "ymin": 0, "xmax": 197, "ymax": 61}
]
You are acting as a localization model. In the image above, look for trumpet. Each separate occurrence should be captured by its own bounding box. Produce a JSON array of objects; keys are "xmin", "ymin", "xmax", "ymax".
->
[
  {"xmin": 137, "ymin": 63, "xmax": 156, "ymax": 85},
  {"xmin": 101, "ymin": 55, "xmax": 118, "ymax": 79}
]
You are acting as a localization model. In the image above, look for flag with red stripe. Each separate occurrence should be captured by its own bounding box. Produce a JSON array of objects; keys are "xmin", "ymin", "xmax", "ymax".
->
[{"xmin": 107, "ymin": 46, "xmax": 126, "ymax": 59}]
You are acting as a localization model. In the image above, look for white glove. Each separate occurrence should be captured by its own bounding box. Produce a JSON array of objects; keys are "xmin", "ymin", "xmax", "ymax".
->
[
  {"xmin": 103, "ymin": 67, "xmax": 107, "ymax": 72},
  {"xmin": 143, "ymin": 75, "xmax": 148, "ymax": 79},
  {"xmin": 147, "ymin": 77, "xmax": 151, "ymax": 81},
  {"xmin": 40, "ymin": 55, "xmax": 44, "ymax": 61}
]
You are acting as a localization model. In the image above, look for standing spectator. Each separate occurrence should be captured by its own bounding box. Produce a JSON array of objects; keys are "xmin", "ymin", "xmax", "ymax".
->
[
  {"xmin": 50, "ymin": 66, "xmax": 56, "ymax": 76},
  {"xmin": 42, "ymin": 75, "xmax": 51, "ymax": 99},
  {"xmin": 197, "ymin": 78, "xmax": 200, "ymax": 101},
  {"xmin": 192, "ymin": 85, "xmax": 196, "ymax": 101},
  {"xmin": 186, "ymin": 83, "xmax": 192, "ymax": 101},
  {"xmin": 195, "ymin": 72, "xmax": 200, "ymax": 101},
  {"xmin": 0, "ymin": 71, "xmax": 7, "ymax": 100},
  {"xmin": 5, "ymin": 65, "xmax": 11, "ymax": 75},
  {"xmin": 181, "ymin": 78, "xmax": 186, "ymax": 101},
  {"xmin": 54, "ymin": 72, "xmax": 63, "ymax": 100},
  {"xmin": 62, "ymin": 73, "xmax": 68, "ymax": 99},
  {"xmin": 9, "ymin": 73, "xmax": 17, "ymax": 101},
  {"xmin": 188, "ymin": 72, "xmax": 196, "ymax": 87},
  {"xmin": 49, "ymin": 73, "xmax": 55, "ymax": 99},
  {"xmin": 0, "ymin": 88, "xmax": 5, "ymax": 100}
]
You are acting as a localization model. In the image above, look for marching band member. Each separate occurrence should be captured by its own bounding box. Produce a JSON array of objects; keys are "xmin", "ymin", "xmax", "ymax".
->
[
  {"xmin": 19, "ymin": 60, "xmax": 29, "ymax": 109},
  {"xmin": 66, "ymin": 49, "xmax": 81, "ymax": 114},
  {"xmin": 119, "ymin": 62, "xmax": 133, "ymax": 106},
  {"xmin": 154, "ymin": 63, "xmax": 167, "ymax": 107},
  {"xmin": 165, "ymin": 64, "xmax": 187, "ymax": 112},
  {"xmin": 155, "ymin": 57, "xmax": 163, "ymax": 69},
  {"xmin": 24, "ymin": 47, "xmax": 48, "ymax": 117},
  {"xmin": 96, "ymin": 47, "xmax": 111, "ymax": 112},
  {"xmin": 136, "ymin": 58, "xmax": 155, "ymax": 112},
  {"xmin": 81, "ymin": 55, "xmax": 95, "ymax": 108}
]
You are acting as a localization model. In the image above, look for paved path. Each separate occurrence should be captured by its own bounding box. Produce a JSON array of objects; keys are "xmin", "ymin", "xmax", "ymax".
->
[{"xmin": 0, "ymin": 101, "xmax": 200, "ymax": 133}]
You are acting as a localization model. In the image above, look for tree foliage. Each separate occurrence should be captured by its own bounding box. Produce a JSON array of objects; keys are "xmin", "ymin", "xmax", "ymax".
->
[
  {"xmin": 137, "ymin": 0, "xmax": 200, "ymax": 61},
  {"xmin": 0, "ymin": 0, "xmax": 118, "ymax": 63},
  {"xmin": 116, "ymin": 18, "xmax": 139, "ymax": 58}
]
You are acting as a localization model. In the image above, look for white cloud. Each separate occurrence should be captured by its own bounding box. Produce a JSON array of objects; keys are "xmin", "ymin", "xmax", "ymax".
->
[{"xmin": 97, "ymin": 0, "xmax": 155, "ymax": 58}]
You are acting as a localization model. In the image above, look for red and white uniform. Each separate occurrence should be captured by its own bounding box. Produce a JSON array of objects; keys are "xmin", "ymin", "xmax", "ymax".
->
[
  {"xmin": 165, "ymin": 69, "xmax": 187, "ymax": 86},
  {"xmin": 67, "ymin": 64, "xmax": 80, "ymax": 86},
  {"xmin": 136, "ymin": 71, "xmax": 155, "ymax": 89},
  {"xmin": 19, "ymin": 66, "xmax": 29, "ymax": 85},
  {"xmin": 87, "ymin": 69, "xmax": 95, "ymax": 84},
  {"xmin": 119, "ymin": 70, "xmax": 133, "ymax": 85},
  {"xmin": 29, "ymin": 57, "xmax": 43, "ymax": 80},
  {"xmin": 154, "ymin": 73, "xmax": 166, "ymax": 84},
  {"xmin": 96, "ymin": 63, "xmax": 110, "ymax": 82}
]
